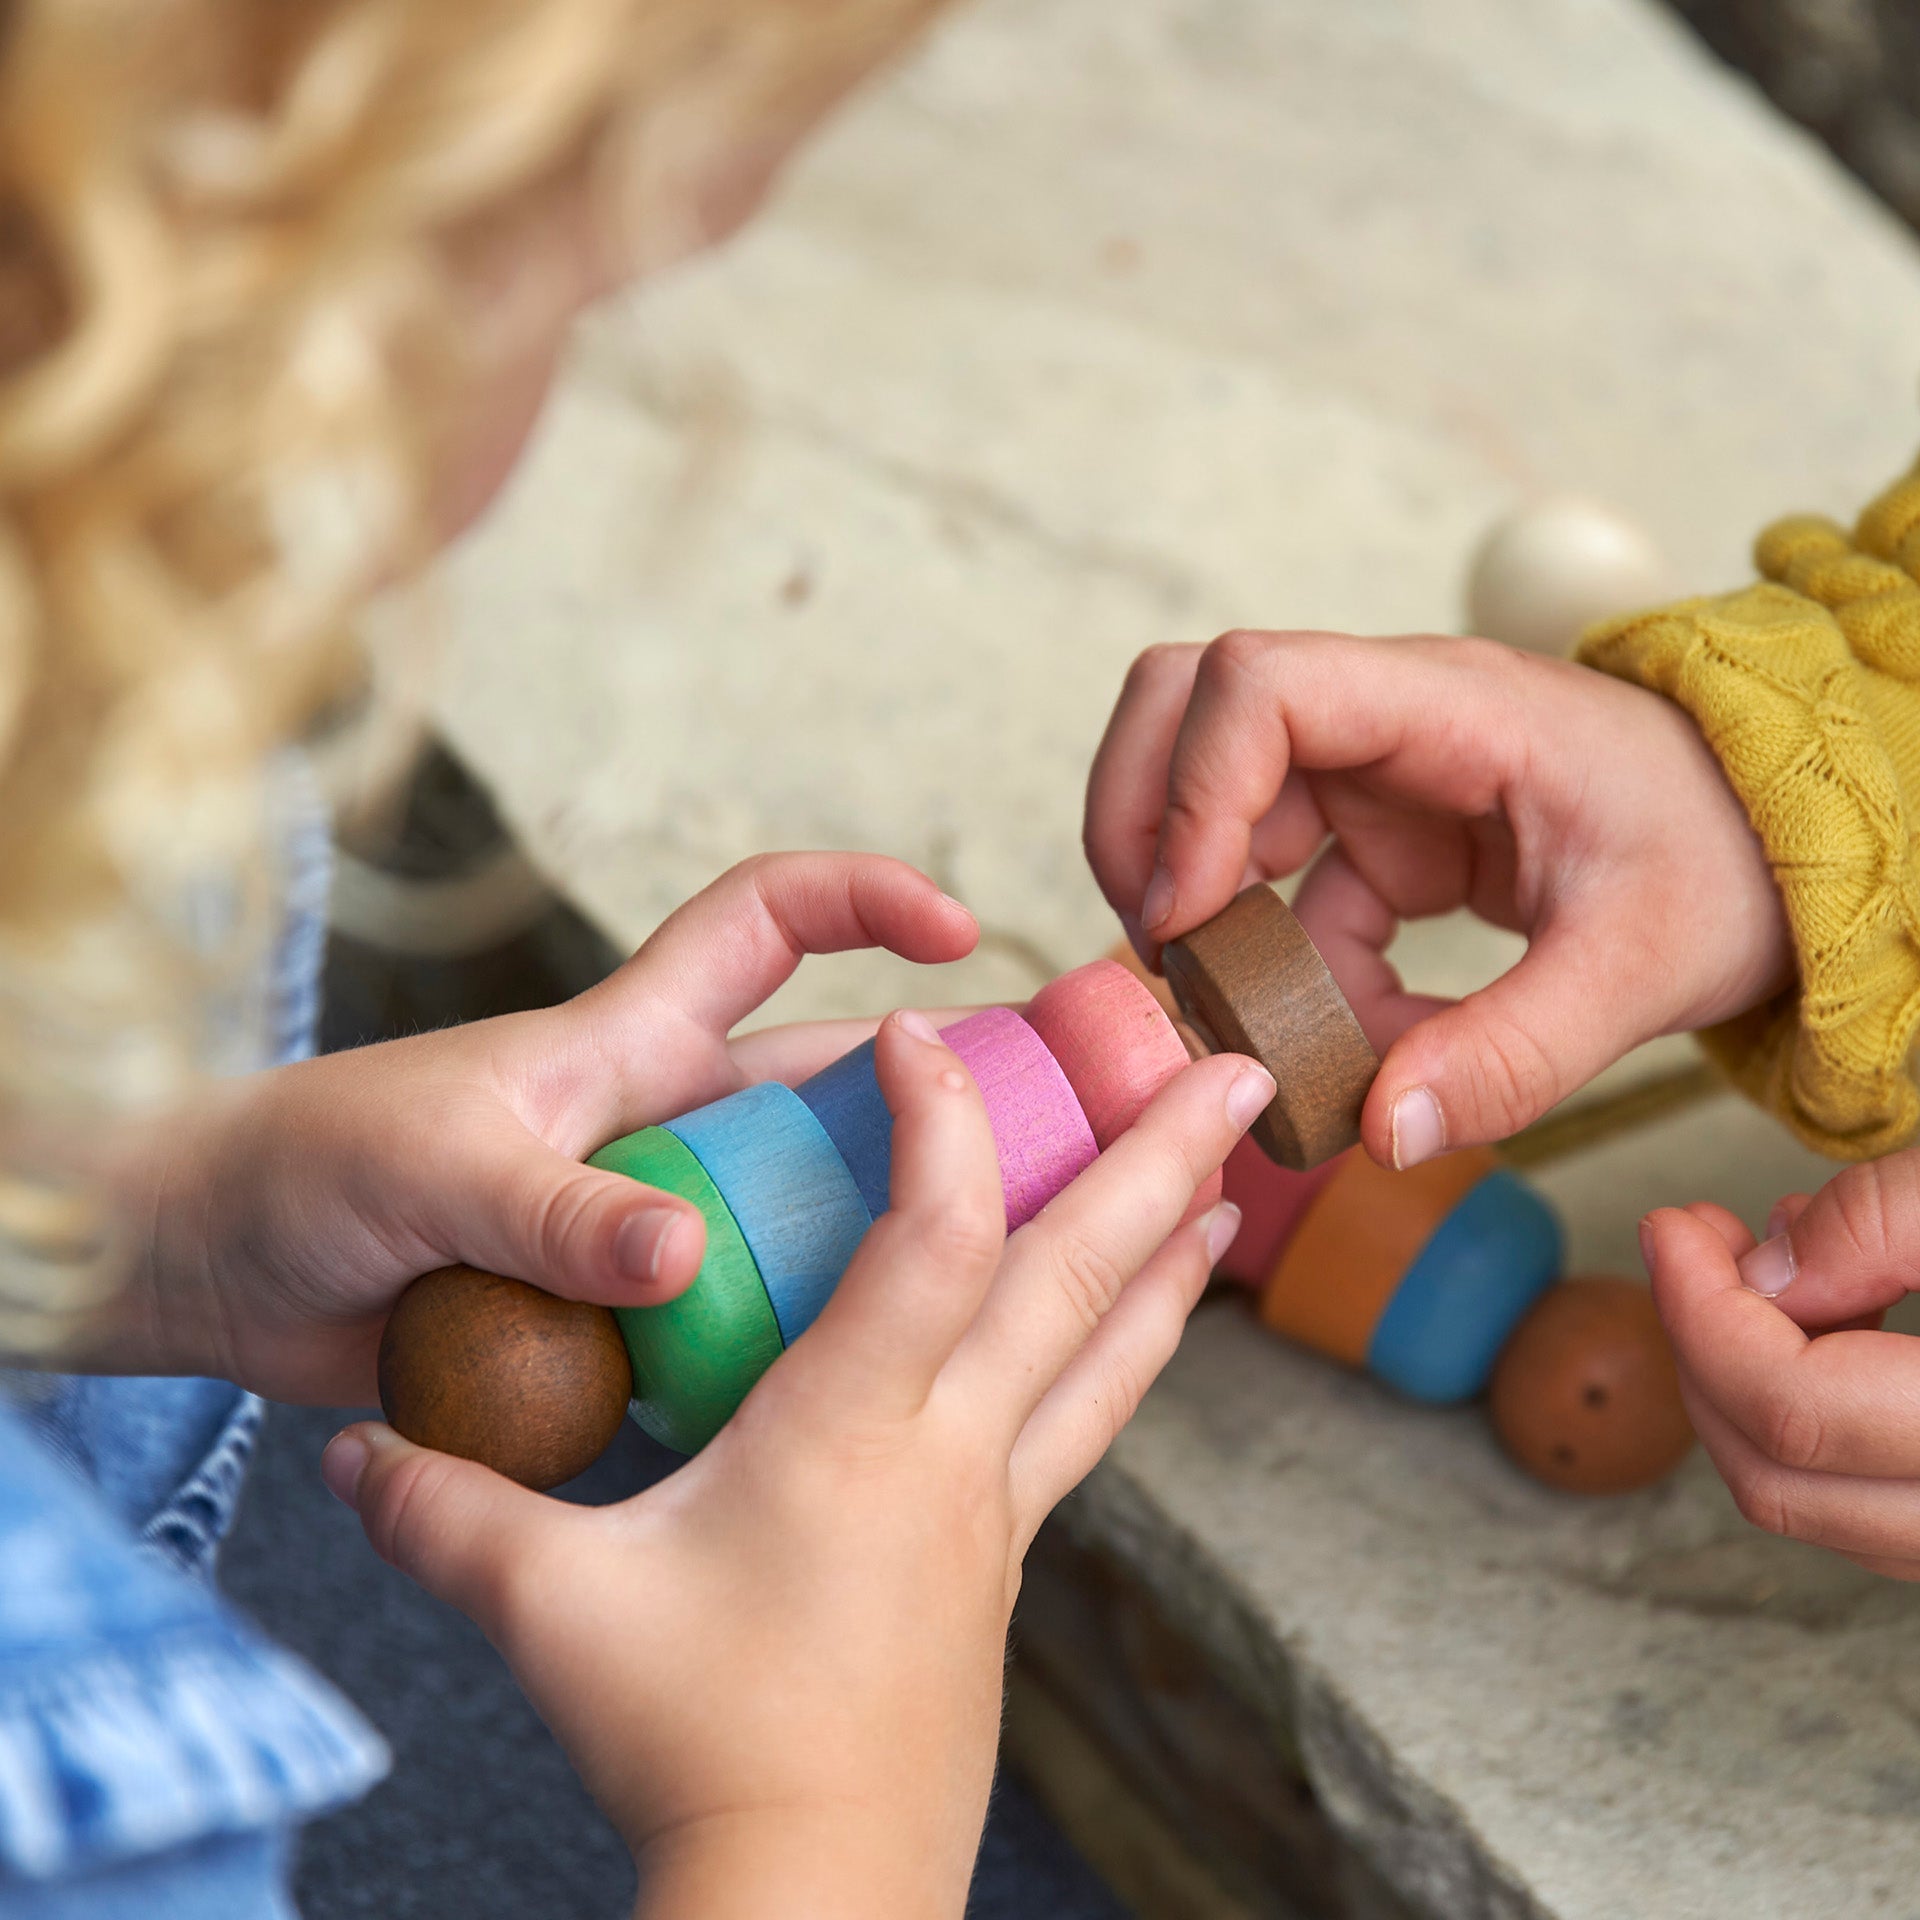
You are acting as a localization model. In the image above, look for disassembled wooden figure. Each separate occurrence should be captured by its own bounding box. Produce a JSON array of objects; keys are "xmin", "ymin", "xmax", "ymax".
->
[{"xmin": 378, "ymin": 883, "xmax": 1693, "ymax": 1498}]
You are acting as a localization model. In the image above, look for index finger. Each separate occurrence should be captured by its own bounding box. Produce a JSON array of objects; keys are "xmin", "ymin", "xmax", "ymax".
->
[
  {"xmin": 947, "ymin": 1051, "xmax": 1271, "ymax": 1437},
  {"xmin": 1148, "ymin": 631, "xmax": 1528, "ymax": 941},
  {"xmin": 1084, "ymin": 643, "xmax": 1203, "ymax": 946},
  {"xmin": 1646, "ymin": 1205, "xmax": 1920, "ymax": 1479},
  {"xmin": 788, "ymin": 1010, "xmax": 1008, "ymax": 1422}
]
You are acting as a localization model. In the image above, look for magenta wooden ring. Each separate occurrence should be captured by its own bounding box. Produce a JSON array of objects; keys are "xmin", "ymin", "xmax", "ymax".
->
[
  {"xmin": 1213, "ymin": 1135, "xmax": 1344, "ymax": 1287},
  {"xmin": 940, "ymin": 1007, "xmax": 1099, "ymax": 1228},
  {"xmin": 1023, "ymin": 959, "xmax": 1192, "ymax": 1148}
]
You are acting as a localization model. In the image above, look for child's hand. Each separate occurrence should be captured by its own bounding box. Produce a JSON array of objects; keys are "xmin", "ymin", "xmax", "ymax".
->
[
  {"xmin": 1085, "ymin": 631, "xmax": 1793, "ymax": 1164},
  {"xmin": 109, "ymin": 853, "xmax": 979, "ymax": 1404},
  {"xmin": 1643, "ymin": 1161, "xmax": 1920, "ymax": 1579},
  {"xmin": 322, "ymin": 1012, "xmax": 1263, "ymax": 1918}
]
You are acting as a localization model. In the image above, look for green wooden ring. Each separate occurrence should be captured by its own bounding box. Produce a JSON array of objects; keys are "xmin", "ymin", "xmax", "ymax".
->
[{"xmin": 590, "ymin": 1126, "xmax": 785, "ymax": 1454}]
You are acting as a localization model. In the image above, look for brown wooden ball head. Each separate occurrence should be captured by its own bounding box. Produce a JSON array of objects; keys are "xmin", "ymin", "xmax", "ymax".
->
[
  {"xmin": 1489, "ymin": 1276, "xmax": 1693, "ymax": 1496},
  {"xmin": 378, "ymin": 1265, "xmax": 633, "ymax": 1492}
]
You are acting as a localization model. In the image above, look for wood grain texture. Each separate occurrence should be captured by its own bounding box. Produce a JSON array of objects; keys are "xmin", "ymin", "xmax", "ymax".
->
[
  {"xmin": 1213, "ymin": 1135, "xmax": 1342, "ymax": 1288},
  {"xmin": 1362, "ymin": 1168, "xmax": 1561, "ymax": 1404},
  {"xmin": 941, "ymin": 1006, "xmax": 1099, "ymax": 1227},
  {"xmin": 1024, "ymin": 960, "xmax": 1193, "ymax": 1148},
  {"xmin": 590, "ymin": 1126, "xmax": 785, "ymax": 1453},
  {"xmin": 1162, "ymin": 883, "xmax": 1378, "ymax": 1170},
  {"xmin": 795, "ymin": 1037, "xmax": 893, "ymax": 1218},
  {"xmin": 1489, "ymin": 1277, "xmax": 1695, "ymax": 1494},
  {"xmin": 666, "ymin": 1082, "xmax": 872, "ymax": 1344},
  {"xmin": 377, "ymin": 1265, "xmax": 631, "ymax": 1490},
  {"xmin": 1257, "ymin": 1146, "xmax": 1497, "ymax": 1366}
]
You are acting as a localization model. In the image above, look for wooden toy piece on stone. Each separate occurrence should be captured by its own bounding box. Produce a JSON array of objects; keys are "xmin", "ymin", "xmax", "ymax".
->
[
  {"xmin": 1251, "ymin": 1144, "xmax": 1561, "ymax": 1403},
  {"xmin": 1487, "ymin": 1276, "xmax": 1695, "ymax": 1494},
  {"xmin": 1161, "ymin": 881, "xmax": 1378, "ymax": 1170},
  {"xmin": 1215, "ymin": 1142, "xmax": 1695, "ymax": 1494},
  {"xmin": 1463, "ymin": 495, "xmax": 1675, "ymax": 655},
  {"xmin": 376, "ymin": 1264, "xmax": 632, "ymax": 1490}
]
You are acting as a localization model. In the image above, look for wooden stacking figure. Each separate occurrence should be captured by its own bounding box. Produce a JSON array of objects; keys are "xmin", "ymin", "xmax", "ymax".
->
[{"xmin": 379, "ymin": 883, "xmax": 1693, "ymax": 1498}]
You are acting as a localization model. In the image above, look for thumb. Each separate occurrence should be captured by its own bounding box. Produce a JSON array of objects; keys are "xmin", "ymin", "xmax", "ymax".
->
[
  {"xmin": 323, "ymin": 1422, "xmax": 558, "ymax": 1638},
  {"xmin": 426, "ymin": 1116, "xmax": 707, "ymax": 1306},
  {"xmin": 1734, "ymin": 1150, "xmax": 1920, "ymax": 1331},
  {"xmin": 1362, "ymin": 917, "xmax": 1654, "ymax": 1164}
]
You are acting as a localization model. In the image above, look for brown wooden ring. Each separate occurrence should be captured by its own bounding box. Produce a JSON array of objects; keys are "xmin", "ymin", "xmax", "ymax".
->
[{"xmin": 1161, "ymin": 882, "xmax": 1379, "ymax": 1169}]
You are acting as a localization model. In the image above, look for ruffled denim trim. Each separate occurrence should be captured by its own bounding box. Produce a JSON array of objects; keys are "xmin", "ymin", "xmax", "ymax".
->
[
  {"xmin": 0, "ymin": 1615, "xmax": 388, "ymax": 1883},
  {"xmin": 137, "ymin": 1393, "xmax": 263, "ymax": 1582}
]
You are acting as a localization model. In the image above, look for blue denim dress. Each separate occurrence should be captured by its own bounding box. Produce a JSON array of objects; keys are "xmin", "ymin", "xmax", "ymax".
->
[{"xmin": 0, "ymin": 789, "xmax": 388, "ymax": 1916}]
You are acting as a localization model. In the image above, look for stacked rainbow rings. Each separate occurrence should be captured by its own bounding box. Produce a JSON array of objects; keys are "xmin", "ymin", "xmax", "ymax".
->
[{"xmin": 598, "ymin": 960, "xmax": 1193, "ymax": 1453}]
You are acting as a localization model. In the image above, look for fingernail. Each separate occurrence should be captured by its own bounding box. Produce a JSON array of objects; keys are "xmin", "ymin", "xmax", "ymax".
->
[
  {"xmin": 614, "ymin": 1207, "xmax": 687, "ymax": 1287},
  {"xmin": 897, "ymin": 1008, "xmax": 941, "ymax": 1044},
  {"xmin": 1204, "ymin": 1201, "xmax": 1243, "ymax": 1266},
  {"xmin": 1766, "ymin": 1199, "xmax": 1791, "ymax": 1241},
  {"xmin": 1226, "ymin": 1063, "xmax": 1277, "ymax": 1130},
  {"xmin": 1739, "ymin": 1232, "xmax": 1796, "ymax": 1299},
  {"xmin": 1389, "ymin": 1086, "xmax": 1445, "ymax": 1170},
  {"xmin": 321, "ymin": 1431, "xmax": 371, "ymax": 1510},
  {"xmin": 1638, "ymin": 1215, "xmax": 1656, "ymax": 1276},
  {"xmin": 1141, "ymin": 864, "xmax": 1176, "ymax": 933}
]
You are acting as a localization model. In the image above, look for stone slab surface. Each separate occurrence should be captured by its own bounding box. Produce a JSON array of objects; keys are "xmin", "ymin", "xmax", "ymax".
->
[
  {"xmin": 1083, "ymin": 1091, "xmax": 1920, "ymax": 1920},
  {"xmin": 436, "ymin": 0, "xmax": 1920, "ymax": 1055}
]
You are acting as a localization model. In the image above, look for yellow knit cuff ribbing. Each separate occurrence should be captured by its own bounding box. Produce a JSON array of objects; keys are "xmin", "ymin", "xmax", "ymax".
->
[{"xmin": 1576, "ymin": 464, "xmax": 1920, "ymax": 1160}]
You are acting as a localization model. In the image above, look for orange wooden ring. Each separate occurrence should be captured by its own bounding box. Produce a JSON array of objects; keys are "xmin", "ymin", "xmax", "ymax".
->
[{"xmin": 1256, "ymin": 1144, "xmax": 1499, "ymax": 1365}]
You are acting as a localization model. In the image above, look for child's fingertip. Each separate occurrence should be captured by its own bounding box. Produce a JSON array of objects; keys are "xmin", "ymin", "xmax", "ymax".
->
[
  {"xmin": 321, "ymin": 1429, "xmax": 374, "ymax": 1510},
  {"xmin": 649, "ymin": 1207, "xmax": 705, "ymax": 1293},
  {"xmin": 611, "ymin": 1203, "xmax": 698, "ymax": 1292},
  {"xmin": 1203, "ymin": 1201, "xmax": 1243, "ymax": 1266},
  {"xmin": 1141, "ymin": 862, "xmax": 1177, "ymax": 935},
  {"xmin": 1737, "ymin": 1233, "xmax": 1796, "ymax": 1301},
  {"xmin": 895, "ymin": 1008, "xmax": 941, "ymax": 1045},
  {"xmin": 1225, "ymin": 1062, "xmax": 1276, "ymax": 1131},
  {"xmin": 1638, "ymin": 1213, "xmax": 1657, "ymax": 1277}
]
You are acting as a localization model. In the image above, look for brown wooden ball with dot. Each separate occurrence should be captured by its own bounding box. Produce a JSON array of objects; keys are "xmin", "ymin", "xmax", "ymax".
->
[
  {"xmin": 378, "ymin": 1265, "xmax": 633, "ymax": 1491},
  {"xmin": 1161, "ymin": 881, "xmax": 1379, "ymax": 1170},
  {"xmin": 1488, "ymin": 1276, "xmax": 1693, "ymax": 1495}
]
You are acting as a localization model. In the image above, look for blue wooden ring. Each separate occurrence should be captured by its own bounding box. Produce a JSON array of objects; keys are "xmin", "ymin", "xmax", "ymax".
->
[
  {"xmin": 667, "ymin": 1082, "xmax": 874, "ymax": 1344},
  {"xmin": 796, "ymin": 1038, "xmax": 893, "ymax": 1220},
  {"xmin": 1364, "ymin": 1169, "xmax": 1562, "ymax": 1404}
]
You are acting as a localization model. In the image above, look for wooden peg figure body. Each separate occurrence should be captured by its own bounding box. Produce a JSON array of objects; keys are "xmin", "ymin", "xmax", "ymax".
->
[{"xmin": 378, "ymin": 883, "xmax": 1691, "ymax": 1496}]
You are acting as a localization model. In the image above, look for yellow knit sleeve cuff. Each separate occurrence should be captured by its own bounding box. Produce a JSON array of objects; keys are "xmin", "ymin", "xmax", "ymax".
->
[{"xmin": 1576, "ymin": 463, "xmax": 1920, "ymax": 1160}]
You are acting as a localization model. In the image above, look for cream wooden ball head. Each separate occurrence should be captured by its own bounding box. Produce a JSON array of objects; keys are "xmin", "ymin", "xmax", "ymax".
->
[{"xmin": 1465, "ymin": 496, "xmax": 1674, "ymax": 655}]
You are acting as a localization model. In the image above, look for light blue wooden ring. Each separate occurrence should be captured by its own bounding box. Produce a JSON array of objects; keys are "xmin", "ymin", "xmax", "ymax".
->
[
  {"xmin": 1364, "ymin": 1170, "xmax": 1562, "ymax": 1404},
  {"xmin": 666, "ymin": 1082, "xmax": 874, "ymax": 1344}
]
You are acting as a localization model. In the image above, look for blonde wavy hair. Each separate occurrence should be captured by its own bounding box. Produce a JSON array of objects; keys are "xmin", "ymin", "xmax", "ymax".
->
[{"xmin": 0, "ymin": 0, "xmax": 934, "ymax": 1348}]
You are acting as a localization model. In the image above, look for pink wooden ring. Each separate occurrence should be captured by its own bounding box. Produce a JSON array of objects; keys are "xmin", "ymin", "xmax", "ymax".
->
[
  {"xmin": 1025, "ymin": 958, "xmax": 1222, "ymax": 1217},
  {"xmin": 1024, "ymin": 960, "xmax": 1192, "ymax": 1148},
  {"xmin": 941, "ymin": 1007, "xmax": 1099, "ymax": 1228}
]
